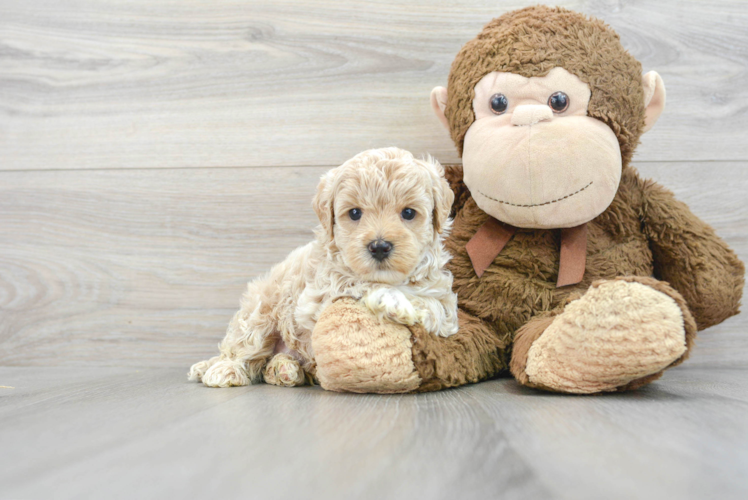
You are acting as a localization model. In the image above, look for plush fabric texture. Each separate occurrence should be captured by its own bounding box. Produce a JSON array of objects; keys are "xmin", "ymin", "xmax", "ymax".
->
[
  {"xmin": 640, "ymin": 178, "xmax": 745, "ymax": 330},
  {"xmin": 524, "ymin": 279, "xmax": 688, "ymax": 394},
  {"xmin": 510, "ymin": 276, "xmax": 699, "ymax": 393},
  {"xmin": 447, "ymin": 164, "xmax": 742, "ymax": 334},
  {"xmin": 440, "ymin": 163, "xmax": 741, "ymax": 392},
  {"xmin": 509, "ymin": 313, "xmax": 560, "ymax": 388},
  {"xmin": 445, "ymin": 6, "xmax": 646, "ymax": 164},
  {"xmin": 410, "ymin": 309, "xmax": 509, "ymax": 393},
  {"xmin": 313, "ymin": 298, "xmax": 422, "ymax": 394}
]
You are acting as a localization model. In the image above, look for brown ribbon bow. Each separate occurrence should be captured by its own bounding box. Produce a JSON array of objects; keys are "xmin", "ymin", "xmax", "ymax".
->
[{"xmin": 465, "ymin": 218, "xmax": 588, "ymax": 287}]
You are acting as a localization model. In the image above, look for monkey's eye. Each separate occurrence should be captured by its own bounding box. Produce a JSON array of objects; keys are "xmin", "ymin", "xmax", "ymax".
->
[
  {"xmin": 548, "ymin": 92, "xmax": 569, "ymax": 113},
  {"xmin": 401, "ymin": 208, "xmax": 416, "ymax": 220},
  {"xmin": 349, "ymin": 208, "xmax": 362, "ymax": 221},
  {"xmin": 489, "ymin": 93, "xmax": 508, "ymax": 115}
]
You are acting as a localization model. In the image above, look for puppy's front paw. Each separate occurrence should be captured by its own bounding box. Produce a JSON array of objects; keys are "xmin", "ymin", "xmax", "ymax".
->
[
  {"xmin": 364, "ymin": 288, "xmax": 419, "ymax": 326},
  {"xmin": 433, "ymin": 317, "xmax": 460, "ymax": 338},
  {"xmin": 201, "ymin": 359, "xmax": 251, "ymax": 388}
]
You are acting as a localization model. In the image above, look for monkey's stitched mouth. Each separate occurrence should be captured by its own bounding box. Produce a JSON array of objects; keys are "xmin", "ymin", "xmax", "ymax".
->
[{"xmin": 477, "ymin": 181, "xmax": 593, "ymax": 208}]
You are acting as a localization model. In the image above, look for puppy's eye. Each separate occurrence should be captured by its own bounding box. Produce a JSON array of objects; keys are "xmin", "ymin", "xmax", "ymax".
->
[
  {"xmin": 490, "ymin": 93, "xmax": 508, "ymax": 115},
  {"xmin": 548, "ymin": 91, "xmax": 569, "ymax": 113},
  {"xmin": 401, "ymin": 208, "xmax": 416, "ymax": 220},
  {"xmin": 348, "ymin": 208, "xmax": 362, "ymax": 221}
]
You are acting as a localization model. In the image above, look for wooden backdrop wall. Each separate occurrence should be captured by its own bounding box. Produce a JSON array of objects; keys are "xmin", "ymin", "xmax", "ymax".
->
[{"xmin": 1, "ymin": 0, "xmax": 746, "ymax": 367}]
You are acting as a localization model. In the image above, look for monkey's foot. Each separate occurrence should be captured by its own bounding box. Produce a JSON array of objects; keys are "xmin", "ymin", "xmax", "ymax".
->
[
  {"xmin": 312, "ymin": 298, "xmax": 422, "ymax": 394},
  {"xmin": 513, "ymin": 278, "xmax": 691, "ymax": 394}
]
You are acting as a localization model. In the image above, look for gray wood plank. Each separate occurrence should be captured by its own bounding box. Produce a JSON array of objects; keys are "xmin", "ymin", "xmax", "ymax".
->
[
  {"xmin": 0, "ymin": 367, "xmax": 552, "ymax": 500},
  {"xmin": 0, "ymin": 161, "xmax": 746, "ymax": 367},
  {"xmin": 0, "ymin": 166, "xmax": 325, "ymax": 365},
  {"xmin": 1, "ymin": 0, "xmax": 747, "ymax": 170},
  {"xmin": 466, "ymin": 371, "xmax": 748, "ymax": 500},
  {"xmin": 1, "ymin": 366, "xmax": 746, "ymax": 500}
]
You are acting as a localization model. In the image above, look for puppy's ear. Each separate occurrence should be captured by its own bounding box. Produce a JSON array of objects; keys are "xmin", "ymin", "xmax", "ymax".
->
[
  {"xmin": 312, "ymin": 171, "xmax": 335, "ymax": 241},
  {"xmin": 425, "ymin": 157, "xmax": 454, "ymax": 234}
]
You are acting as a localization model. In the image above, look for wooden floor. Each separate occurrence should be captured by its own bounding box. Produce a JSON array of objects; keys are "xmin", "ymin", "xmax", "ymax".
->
[
  {"xmin": 2, "ymin": 0, "xmax": 748, "ymax": 498},
  {"xmin": 1, "ymin": 353, "xmax": 747, "ymax": 500}
]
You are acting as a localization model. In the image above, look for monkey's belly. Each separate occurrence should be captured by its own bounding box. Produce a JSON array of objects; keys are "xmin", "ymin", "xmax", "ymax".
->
[{"xmin": 448, "ymin": 227, "xmax": 654, "ymax": 335}]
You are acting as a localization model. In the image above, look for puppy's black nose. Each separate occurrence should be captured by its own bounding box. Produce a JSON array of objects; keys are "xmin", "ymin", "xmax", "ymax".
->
[{"xmin": 368, "ymin": 239, "xmax": 393, "ymax": 262}]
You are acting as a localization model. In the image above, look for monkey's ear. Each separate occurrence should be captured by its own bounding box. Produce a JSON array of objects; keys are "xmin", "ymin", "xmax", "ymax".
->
[
  {"xmin": 642, "ymin": 71, "xmax": 666, "ymax": 133},
  {"xmin": 430, "ymin": 86, "xmax": 449, "ymax": 130},
  {"xmin": 312, "ymin": 172, "xmax": 335, "ymax": 241}
]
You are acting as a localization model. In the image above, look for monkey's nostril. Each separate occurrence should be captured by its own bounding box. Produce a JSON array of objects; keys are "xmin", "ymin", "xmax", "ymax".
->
[{"xmin": 367, "ymin": 239, "xmax": 394, "ymax": 262}]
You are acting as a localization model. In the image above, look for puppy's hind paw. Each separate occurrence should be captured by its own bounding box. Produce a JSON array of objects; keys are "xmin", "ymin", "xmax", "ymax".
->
[
  {"xmin": 263, "ymin": 354, "xmax": 306, "ymax": 387},
  {"xmin": 201, "ymin": 359, "xmax": 251, "ymax": 388},
  {"xmin": 188, "ymin": 356, "xmax": 219, "ymax": 382}
]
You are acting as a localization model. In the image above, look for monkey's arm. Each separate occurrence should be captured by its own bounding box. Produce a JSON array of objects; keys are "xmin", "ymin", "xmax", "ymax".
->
[
  {"xmin": 640, "ymin": 179, "xmax": 744, "ymax": 330},
  {"xmin": 410, "ymin": 307, "xmax": 509, "ymax": 392}
]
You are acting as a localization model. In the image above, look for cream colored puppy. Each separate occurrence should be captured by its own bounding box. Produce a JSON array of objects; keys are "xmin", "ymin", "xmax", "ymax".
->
[{"xmin": 188, "ymin": 147, "xmax": 458, "ymax": 388}]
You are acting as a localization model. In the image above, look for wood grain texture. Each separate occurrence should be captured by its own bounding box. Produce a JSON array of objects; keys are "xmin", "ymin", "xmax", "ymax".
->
[
  {"xmin": 0, "ymin": 161, "xmax": 745, "ymax": 367},
  {"xmin": 0, "ymin": 166, "xmax": 325, "ymax": 365},
  {"xmin": 0, "ymin": 366, "xmax": 746, "ymax": 500},
  {"xmin": 1, "ymin": 0, "xmax": 747, "ymax": 170}
]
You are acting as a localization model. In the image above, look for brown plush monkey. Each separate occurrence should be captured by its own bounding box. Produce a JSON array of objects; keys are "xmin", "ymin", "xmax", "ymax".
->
[{"xmin": 311, "ymin": 6, "xmax": 744, "ymax": 394}]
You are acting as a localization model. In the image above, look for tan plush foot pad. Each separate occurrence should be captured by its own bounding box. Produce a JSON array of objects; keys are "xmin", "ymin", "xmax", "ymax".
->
[
  {"xmin": 312, "ymin": 298, "xmax": 421, "ymax": 394},
  {"xmin": 525, "ymin": 280, "xmax": 687, "ymax": 394}
]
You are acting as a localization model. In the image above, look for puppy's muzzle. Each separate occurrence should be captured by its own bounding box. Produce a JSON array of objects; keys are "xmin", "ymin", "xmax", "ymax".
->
[{"xmin": 367, "ymin": 239, "xmax": 393, "ymax": 262}]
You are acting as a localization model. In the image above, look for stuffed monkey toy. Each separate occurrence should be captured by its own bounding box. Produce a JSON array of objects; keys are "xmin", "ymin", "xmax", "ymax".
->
[{"xmin": 311, "ymin": 6, "xmax": 744, "ymax": 394}]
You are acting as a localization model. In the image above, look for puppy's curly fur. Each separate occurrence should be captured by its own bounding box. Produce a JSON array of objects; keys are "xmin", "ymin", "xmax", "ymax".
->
[{"xmin": 189, "ymin": 148, "xmax": 458, "ymax": 388}]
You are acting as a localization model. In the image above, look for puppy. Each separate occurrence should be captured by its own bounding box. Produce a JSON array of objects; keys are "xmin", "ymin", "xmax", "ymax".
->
[{"xmin": 189, "ymin": 147, "xmax": 458, "ymax": 388}]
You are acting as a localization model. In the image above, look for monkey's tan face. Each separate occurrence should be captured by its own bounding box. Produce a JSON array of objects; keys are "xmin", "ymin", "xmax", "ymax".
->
[{"xmin": 462, "ymin": 67, "xmax": 622, "ymax": 229}]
